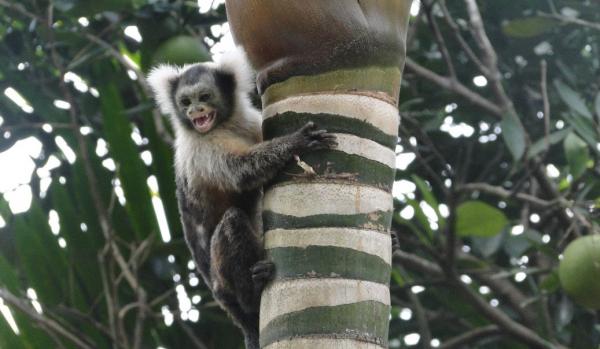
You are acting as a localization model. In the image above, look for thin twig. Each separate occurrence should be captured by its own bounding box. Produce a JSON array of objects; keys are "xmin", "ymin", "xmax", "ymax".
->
[
  {"xmin": 422, "ymin": 0, "xmax": 456, "ymax": 78},
  {"xmin": 0, "ymin": 288, "xmax": 94, "ymax": 349},
  {"xmin": 438, "ymin": 325, "xmax": 502, "ymax": 349},
  {"xmin": 444, "ymin": 190, "xmax": 457, "ymax": 270},
  {"xmin": 540, "ymin": 60, "xmax": 551, "ymax": 152},
  {"xmin": 98, "ymin": 250, "xmax": 120, "ymax": 347},
  {"xmin": 177, "ymin": 319, "xmax": 210, "ymax": 349},
  {"xmin": 407, "ymin": 290, "xmax": 432, "ymax": 349},
  {"xmin": 55, "ymin": 305, "xmax": 116, "ymax": 342},
  {"xmin": 439, "ymin": 0, "xmax": 490, "ymax": 76}
]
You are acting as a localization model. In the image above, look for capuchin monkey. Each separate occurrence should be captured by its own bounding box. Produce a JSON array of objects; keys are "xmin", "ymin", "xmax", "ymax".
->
[{"xmin": 147, "ymin": 49, "xmax": 337, "ymax": 349}]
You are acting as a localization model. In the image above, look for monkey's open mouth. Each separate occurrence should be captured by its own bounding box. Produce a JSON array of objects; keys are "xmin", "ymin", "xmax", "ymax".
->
[{"xmin": 191, "ymin": 111, "xmax": 216, "ymax": 133}]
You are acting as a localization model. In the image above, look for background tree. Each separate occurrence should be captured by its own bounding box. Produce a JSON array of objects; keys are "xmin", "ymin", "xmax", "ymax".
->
[{"xmin": 0, "ymin": 1, "xmax": 598, "ymax": 349}]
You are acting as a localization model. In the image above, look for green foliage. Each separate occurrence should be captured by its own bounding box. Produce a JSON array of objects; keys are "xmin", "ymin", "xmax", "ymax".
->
[
  {"xmin": 502, "ymin": 17, "xmax": 558, "ymax": 38},
  {"xmin": 152, "ymin": 35, "xmax": 211, "ymax": 66},
  {"xmin": 395, "ymin": 0, "xmax": 600, "ymax": 347},
  {"xmin": 554, "ymin": 80, "xmax": 594, "ymax": 120},
  {"xmin": 500, "ymin": 112, "xmax": 527, "ymax": 160},
  {"xmin": 0, "ymin": 0, "xmax": 237, "ymax": 348},
  {"xmin": 563, "ymin": 133, "xmax": 590, "ymax": 180},
  {"xmin": 97, "ymin": 72, "xmax": 158, "ymax": 240},
  {"xmin": 455, "ymin": 201, "xmax": 508, "ymax": 237}
]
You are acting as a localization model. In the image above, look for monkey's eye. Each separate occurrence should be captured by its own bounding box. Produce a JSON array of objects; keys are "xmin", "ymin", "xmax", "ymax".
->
[
  {"xmin": 180, "ymin": 97, "xmax": 191, "ymax": 107},
  {"xmin": 198, "ymin": 93, "xmax": 211, "ymax": 102}
]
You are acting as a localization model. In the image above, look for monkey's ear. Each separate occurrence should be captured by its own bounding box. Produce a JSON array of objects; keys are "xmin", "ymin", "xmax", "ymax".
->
[
  {"xmin": 216, "ymin": 46, "xmax": 255, "ymax": 95},
  {"xmin": 147, "ymin": 64, "xmax": 180, "ymax": 116}
]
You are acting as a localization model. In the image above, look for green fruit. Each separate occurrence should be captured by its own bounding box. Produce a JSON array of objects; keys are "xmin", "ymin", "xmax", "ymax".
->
[
  {"xmin": 151, "ymin": 36, "xmax": 210, "ymax": 66},
  {"xmin": 558, "ymin": 235, "xmax": 600, "ymax": 309}
]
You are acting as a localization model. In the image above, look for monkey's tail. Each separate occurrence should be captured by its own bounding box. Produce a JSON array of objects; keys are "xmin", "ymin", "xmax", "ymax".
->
[{"xmin": 243, "ymin": 329, "xmax": 260, "ymax": 349}]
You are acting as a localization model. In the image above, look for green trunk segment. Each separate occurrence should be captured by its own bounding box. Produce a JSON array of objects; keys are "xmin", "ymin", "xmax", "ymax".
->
[
  {"xmin": 260, "ymin": 301, "xmax": 390, "ymax": 348},
  {"xmin": 263, "ymin": 112, "xmax": 397, "ymax": 149},
  {"xmin": 269, "ymin": 150, "xmax": 395, "ymax": 191},
  {"xmin": 261, "ymin": 67, "xmax": 402, "ymax": 107},
  {"xmin": 263, "ymin": 210, "xmax": 393, "ymax": 232},
  {"xmin": 267, "ymin": 246, "xmax": 391, "ymax": 284}
]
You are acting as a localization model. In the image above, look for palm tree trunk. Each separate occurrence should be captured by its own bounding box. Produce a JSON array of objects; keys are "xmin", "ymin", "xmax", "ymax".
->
[{"xmin": 225, "ymin": 1, "xmax": 413, "ymax": 347}]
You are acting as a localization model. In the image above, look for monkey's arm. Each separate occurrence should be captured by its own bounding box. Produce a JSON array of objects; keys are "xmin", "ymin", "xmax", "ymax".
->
[{"xmin": 210, "ymin": 122, "xmax": 336, "ymax": 191}]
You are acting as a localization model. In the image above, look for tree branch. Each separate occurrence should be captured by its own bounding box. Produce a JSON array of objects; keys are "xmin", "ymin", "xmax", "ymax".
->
[
  {"xmin": 457, "ymin": 182, "xmax": 555, "ymax": 208},
  {"xmin": 538, "ymin": 12, "xmax": 600, "ymax": 31},
  {"xmin": 405, "ymin": 58, "xmax": 503, "ymax": 117}
]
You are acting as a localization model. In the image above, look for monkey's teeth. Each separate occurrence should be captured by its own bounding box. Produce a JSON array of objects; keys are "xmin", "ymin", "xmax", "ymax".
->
[{"xmin": 192, "ymin": 112, "xmax": 216, "ymax": 132}]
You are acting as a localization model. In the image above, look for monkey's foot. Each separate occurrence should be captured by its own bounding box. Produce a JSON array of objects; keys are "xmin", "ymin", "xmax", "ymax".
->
[
  {"xmin": 391, "ymin": 230, "xmax": 400, "ymax": 253},
  {"xmin": 251, "ymin": 260, "xmax": 275, "ymax": 291}
]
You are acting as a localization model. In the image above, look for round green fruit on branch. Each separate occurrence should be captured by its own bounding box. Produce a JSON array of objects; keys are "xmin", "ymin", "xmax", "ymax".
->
[
  {"xmin": 558, "ymin": 234, "xmax": 600, "ymax": 309},
  {"xmin": 151, "ymin": 36, "xmax": 210, "ymax": 66}
]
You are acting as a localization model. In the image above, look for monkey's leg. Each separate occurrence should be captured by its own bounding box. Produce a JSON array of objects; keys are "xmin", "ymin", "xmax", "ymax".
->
[
  {"xmin": 210, "ymin": 207, "xmax": 273, "ymax": 348},
  {"xmin": 212, "ymin": 289, "xmax": 260, "ymax": 349}
]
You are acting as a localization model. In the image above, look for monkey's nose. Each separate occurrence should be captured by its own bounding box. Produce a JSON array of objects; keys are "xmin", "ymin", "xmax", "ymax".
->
[{"xmin": 188, "ymin": 106, "xmax": 205, "ymax": 116}]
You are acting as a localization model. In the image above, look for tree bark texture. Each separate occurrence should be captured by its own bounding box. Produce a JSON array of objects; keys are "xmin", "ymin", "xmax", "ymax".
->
[{"xmin": 225, "ymin": 1, "xmax": 413, "ymax": 348}]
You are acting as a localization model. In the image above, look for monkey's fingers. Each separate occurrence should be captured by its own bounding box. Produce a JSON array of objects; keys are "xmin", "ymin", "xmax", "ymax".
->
[
  {"xmin": 308, "ymin": 140, "xmax": 338, "ymax": 149},
  {"xmin": 314, "ymin": 133, "xmax": 338, "ymax": 148},
  {"xmin": 307, "ymin": 129, "xmax": 328, "ymax": 137},
  {"xmin": 316, "ymin": 133, "xmax": 337, "ymax": 141}
]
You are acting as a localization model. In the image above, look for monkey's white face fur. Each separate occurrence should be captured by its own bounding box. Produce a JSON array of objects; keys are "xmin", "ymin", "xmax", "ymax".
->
[
  {"xmin": 147, "ymin": 47, "xmax": 257, "ymax": 135},
  {"xmin": 147, "ymin": 48, "xmax": 262, "ymax": 190}
]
